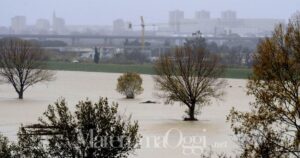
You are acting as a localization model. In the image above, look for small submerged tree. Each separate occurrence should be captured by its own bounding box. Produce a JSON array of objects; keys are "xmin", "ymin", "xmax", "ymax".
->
[
  {"xmin": 154, "ymin": 34, "xmax": 225, "ymax": 121},
  {"xmin": 0, "ymin": 38, "xmax": 55, "ymax": 99},
  {"xmin": 116, "ymin": 72, "xmax": 144, "ymax": 99}
]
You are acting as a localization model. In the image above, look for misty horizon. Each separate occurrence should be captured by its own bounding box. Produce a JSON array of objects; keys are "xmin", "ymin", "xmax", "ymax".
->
[{"xmin": 1, "ymin": 0, "xmax": 299, "ymax": 27}]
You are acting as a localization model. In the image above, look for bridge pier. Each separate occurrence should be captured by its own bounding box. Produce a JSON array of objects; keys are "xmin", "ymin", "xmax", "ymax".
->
[
  {"xmin": 71, "ymin": 37, "xmax": 80, "ymax": 46},
  {"xmin": 109, "ymin": 39, "xmax": 113, "ymax": 46},
  {"xmin": 158, "ymin": 47, "xmax": 163, "ymax": 56},
  {"xmin": 179, "ymin": 38, "xmax": 185, "ymax": 45},
  {"xmin": 104, "ymin": 38, "xmax": 108, "ymax": 46},
  {"xmin": 103, "ymin": 38, "xmax": 113, "ymax": 46}
]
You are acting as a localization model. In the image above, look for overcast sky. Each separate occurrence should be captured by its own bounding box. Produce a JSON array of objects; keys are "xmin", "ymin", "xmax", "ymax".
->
[{"xmin": 1, "ymin": 0, "xmax": 299, "ymax": 26}]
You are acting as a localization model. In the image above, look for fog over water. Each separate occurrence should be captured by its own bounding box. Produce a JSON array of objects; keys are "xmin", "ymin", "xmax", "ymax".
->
[{"xmin": 0, "ymin": 0, "xmax": 299, "ymax": 26}]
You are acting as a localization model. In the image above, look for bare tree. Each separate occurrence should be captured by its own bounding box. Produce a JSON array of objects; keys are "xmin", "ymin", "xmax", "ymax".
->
[
  {"xmin": 0, "ymin": 38, "xmax": 54, "ymax": 99},
  {"xmin": 154, "ymin": 37, "xmax": 225, "ymax": 121}
]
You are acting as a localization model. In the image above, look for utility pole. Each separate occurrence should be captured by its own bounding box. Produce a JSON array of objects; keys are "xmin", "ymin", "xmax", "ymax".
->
[{"xmin": 140, "ymin": 16, "xmax": 145, "ymax": 50}]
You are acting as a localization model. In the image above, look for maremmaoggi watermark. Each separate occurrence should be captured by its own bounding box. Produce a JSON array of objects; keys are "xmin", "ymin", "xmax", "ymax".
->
[{"xmin": 87, "ymin": 128, "xmax": 227, "ymax": 156}]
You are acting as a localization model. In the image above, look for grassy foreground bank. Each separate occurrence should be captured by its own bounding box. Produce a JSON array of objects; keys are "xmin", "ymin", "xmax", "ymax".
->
[{"xmin": 46, "ymin": 61, "xmax": 252, "ymax": 79}]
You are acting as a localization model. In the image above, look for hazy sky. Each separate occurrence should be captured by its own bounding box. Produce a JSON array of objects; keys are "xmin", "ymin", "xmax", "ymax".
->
[{"xmin": 1, "ymin": 0, "xmax": 299, "ymax": 26}]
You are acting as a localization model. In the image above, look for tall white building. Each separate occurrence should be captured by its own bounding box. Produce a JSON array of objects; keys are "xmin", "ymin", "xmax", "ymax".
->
[
  {"xmin": 11, "ymin": 16, "xmax": 26, "ymax": 34},
  {"xmin": 36, "ymin": 19, "xmax": 50, "ymax": 33},
  {"xmin": 162, "ymin": 10, "xmax": 284, "ymax": 37},
  {"xmin": 221, "ymin": 10, "xmax": 237, "ymax": 20},
  {"xmin": 169, "ymin": 10, "xmax": 184, "ymax": 33},
  {"xmin": 52, "ymin": 12, "xmax": 66, "ymax": 34},
  {"xmin": 113, "ymin": 19, "xmax": 126, "ymax": 33},
  {"xmin": 195, "ymin": 10, "xmax": 210, "ymax": 20}
]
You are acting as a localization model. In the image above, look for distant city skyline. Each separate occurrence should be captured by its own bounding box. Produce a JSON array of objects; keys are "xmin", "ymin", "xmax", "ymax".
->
[{"xmin": 0, "ymin": 0, "xmax": 299, "ymax": 27}]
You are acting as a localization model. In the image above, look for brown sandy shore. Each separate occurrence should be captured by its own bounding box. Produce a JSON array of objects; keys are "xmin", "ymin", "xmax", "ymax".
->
[{"xmin": 0, "ymin": 71, "xmax": 253, "ymax": 157}]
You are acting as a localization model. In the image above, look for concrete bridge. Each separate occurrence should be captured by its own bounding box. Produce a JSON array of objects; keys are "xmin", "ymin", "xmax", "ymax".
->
[{"xmin": 0, "ymin": 34, "xmax": 261, "ymax": 46}]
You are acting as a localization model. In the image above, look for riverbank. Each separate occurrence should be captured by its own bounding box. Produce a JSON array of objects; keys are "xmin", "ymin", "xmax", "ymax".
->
[{"xmin": 45, "ymin": 61, "xmax": 252, "ymax": 79}]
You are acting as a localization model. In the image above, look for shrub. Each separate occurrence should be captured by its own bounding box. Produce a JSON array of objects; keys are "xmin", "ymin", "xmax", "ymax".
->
[
  {"xmin": 0, "ymin": 134, "xmax": 15, "ymax": 158},
  {"xmin": 116, "ymin": 72, "xmax": 144, "ymax": 99}
]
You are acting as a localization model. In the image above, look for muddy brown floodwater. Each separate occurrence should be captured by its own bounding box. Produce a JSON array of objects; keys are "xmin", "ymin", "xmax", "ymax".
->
[{"xmin": 0, "ymin": 71, "xmax": 253, "ymax": 157}]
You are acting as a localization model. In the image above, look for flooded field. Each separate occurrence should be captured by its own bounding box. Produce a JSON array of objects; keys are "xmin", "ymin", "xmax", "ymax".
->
[{"xmin": 0, "ymin": 71, "xmax": 253, "ymax": 157}]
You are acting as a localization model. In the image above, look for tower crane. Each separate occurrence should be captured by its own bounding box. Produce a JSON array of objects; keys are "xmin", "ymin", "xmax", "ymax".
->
[
  {"xmin": 128, "ymin": 17, "xmax": 200, "ymax": 49},
  {"xmin": 128, "ymin": 16, "xmax": 157, "ymax": 50}
]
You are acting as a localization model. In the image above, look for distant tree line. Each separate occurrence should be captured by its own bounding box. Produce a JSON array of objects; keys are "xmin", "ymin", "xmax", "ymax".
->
[
  {"xmin": 29, "ymin": 39, "xmax": 68, "ymax": 47},
  {"xmin": 91, "ymin": 39, "xmax": 151, "ymax": 64},
  {"xmin": 207, "ymin": 42, "xmax": 254, "ymax": 67},
  {"xmin": 22, "ymin": 35, "xmax": 256, "ymax": 68},
  {"xmin": 102, "ymin": 37, "xmax": 256, "ymax": 67}
]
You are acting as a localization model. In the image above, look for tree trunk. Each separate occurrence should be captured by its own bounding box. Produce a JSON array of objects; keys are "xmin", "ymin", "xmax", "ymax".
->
[
  {"xmin": 126, "ymin": 92, "xmax": 135, "ymax": 99},
  {"xmin": 18, "ymin": 91, "xmax": 23, "ymax": 99},
  {"xmin": 18, "ymin": 89, "xmax": 24, "ymax": 99},
  {"xmin": 185, "ymin": 104, "xmax": 197, "ymax": 121}
]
